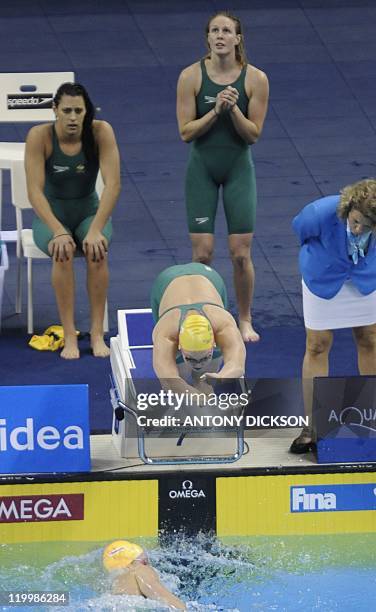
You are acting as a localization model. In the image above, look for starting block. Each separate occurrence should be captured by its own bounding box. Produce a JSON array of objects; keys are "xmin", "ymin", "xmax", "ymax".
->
[{"xmin": 110, "ymin": 309, "xmax": 247, "ymax": 465}]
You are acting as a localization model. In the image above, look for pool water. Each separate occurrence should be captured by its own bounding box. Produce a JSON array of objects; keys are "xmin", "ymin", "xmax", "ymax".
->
[{"xmin": 1, "ymin": 533, "xmax": 375, "ymax": 611}]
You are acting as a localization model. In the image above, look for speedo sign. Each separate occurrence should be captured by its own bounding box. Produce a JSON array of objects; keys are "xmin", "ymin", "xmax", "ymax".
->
[
  {"xmin": 0, "ymin": 385, "xmax": 90, "ymax": 473},
  {"xmin": 7, "ymin": 93, "xmax": 53, "ymax": 109},
  {"xmin": 0, "ymin": 494, "xmax": 84, "ymax": 523}
]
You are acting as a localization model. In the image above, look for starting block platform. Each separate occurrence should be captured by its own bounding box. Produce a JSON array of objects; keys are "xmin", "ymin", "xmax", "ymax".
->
[{"xmin": 110, "ymin": 309, "xmax": 247, "ymax": 465}]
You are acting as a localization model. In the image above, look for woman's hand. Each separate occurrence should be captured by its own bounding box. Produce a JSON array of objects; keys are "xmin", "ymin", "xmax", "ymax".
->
[
  {"xmin": 49, "ymin": 233, "xmax": 76, "ymax": 262},
  {"xmin": 83, "ymin": 229, "xmax": 108, "ymax": 262},
  {"xmin": 200, "ymin": 371, "xmax": 222, "ymax": 382},
  {"xmin": 215, "ymin": 86, "xmax": 239, "ymax": 114}
]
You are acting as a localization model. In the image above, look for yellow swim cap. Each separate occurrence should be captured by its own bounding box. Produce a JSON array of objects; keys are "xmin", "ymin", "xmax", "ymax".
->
[
  {"xmin": 102, "ymin": 540, "xmax": 143, "ymax": 571},
  {"xmin": 179, "ymin": 313, "xmax": 214, "ymax": 352}
]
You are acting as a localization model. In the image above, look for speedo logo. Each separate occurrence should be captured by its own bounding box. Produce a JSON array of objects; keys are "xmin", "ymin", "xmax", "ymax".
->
[
  {"xmin": 291, "ymin": 486, "xmax": 336, "ymax": 512},
  {"xmin": 0, "ymin": 418, "xmax": 84, "ymax": 451},
  {"xmin": 7, "ymin": 94, "xmax": 53, "ymax": 109},
  {"xmin": 204, "ymin": 95, "xmax": 216, "ymax": 104},
  {"xmin": 0, "ymin": 494, "xmax": 84, "ymax": 523},
  {"xmin": 53, "ymin": 165, "xmax": 70, "ymax": 173},
  {"xmin": 195, "ymin": 217, "xmax": 209, "ymax": 225}
]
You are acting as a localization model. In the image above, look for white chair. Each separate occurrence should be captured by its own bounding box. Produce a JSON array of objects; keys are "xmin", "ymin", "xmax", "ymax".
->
[
  {"xmin": 11, "ymin": 160, "xmax": 109, "ymax": 335},
  {"xmin": 0, "ymin": 72, "xmax": 74, "ymax": 234}
]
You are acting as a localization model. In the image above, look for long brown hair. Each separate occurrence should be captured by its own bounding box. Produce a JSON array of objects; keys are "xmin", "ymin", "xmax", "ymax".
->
[
  {"xmin": 205, "ymin": 11, "xmax": 248, "ymax": 67},
  {"xmin": 54, "ymin": 82, "xmax": 97, "ymax": 162}
]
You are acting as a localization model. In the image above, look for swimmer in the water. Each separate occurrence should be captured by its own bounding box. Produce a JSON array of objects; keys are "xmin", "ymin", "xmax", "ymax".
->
[{"xmin": 103, "ymin": 540, "xmax": 186, "ymax": 609}]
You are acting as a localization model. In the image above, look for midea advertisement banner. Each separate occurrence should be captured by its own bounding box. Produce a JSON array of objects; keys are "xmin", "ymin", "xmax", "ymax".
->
[{"xmin": 0, "ymin": 385, "xmax": 90, "ymax": 474}]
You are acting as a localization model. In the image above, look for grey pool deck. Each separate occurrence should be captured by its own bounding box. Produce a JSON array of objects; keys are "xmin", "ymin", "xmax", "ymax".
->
[{"xmin": 90, "ymin": 429, "xmax": 322, "ymax": 474}]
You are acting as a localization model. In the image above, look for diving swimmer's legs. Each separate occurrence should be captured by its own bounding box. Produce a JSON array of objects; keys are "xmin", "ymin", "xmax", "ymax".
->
[
  {"xmin": 228, "ymin": 233, "xmax": 259, "ymax": 343},
  {"xmin": 52, "ymin": 255, "xmax": 79, "ymax": 360},
  {"xmin": 86, "ymin": 254, "xmax": 110, "ymax": 358}
]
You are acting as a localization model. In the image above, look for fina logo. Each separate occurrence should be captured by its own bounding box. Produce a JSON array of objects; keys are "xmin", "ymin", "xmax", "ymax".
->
[
  {"xmin": 169, "ymin": 480, "xmax": 206, "ymax": 500},
  {"xmin": 291, "ymin": 487, "xmax": 336, "ymax": 512},
  {"xmin": 328, "ymin": 406, "xmax": 376, "ymax": 433},
  {"xmin": 0, "ymin": 418, "xmax": 84, "ymax": 451}
]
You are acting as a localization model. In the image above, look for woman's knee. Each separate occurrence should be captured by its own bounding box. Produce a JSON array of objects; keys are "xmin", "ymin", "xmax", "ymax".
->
[
  {"xmin": 353, "ymin": 326, "xmax": 376, "ymax": 351},
  {"xmin": 191, "ymin": 236, "xmax": 214, "ymax": 263},
  {"xmin": 305, "ymin": 330, "xmax": 332, "ymax": 356},
  {"xmin": 230, "ymin": 252, "xmax": 251, "ymax": 271},
  {"xmin": 228, "ymin": 234, "xmax": 253, "ymax": 268},
  {"xmin": 86, "ymin": 255, "xmax": 108, "ymax": 272},
  {"xmin": 52, "ymin": 256, "xmax": 75, "ymax": 271},
  {"xmin": 229, "ymin": 243, "xmax": 252, "ymax": 270},
  {"xmin": 193, "ymin": 252, "xmax": 212, "ymax": 265}
]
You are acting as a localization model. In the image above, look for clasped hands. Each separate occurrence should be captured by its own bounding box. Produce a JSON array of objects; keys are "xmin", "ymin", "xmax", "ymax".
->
[{"xmin": 214, "ymin": 86, "xmax": 239, "ymax": 115}]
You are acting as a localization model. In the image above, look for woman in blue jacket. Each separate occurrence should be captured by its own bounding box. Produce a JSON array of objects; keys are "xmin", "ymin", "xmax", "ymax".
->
[{"xmin": 290, "ymin": 179, "xmax": 376, "ymax": 453}]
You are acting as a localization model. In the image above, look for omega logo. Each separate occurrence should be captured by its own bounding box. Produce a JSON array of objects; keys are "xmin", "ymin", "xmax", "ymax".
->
[{"xmin": 169, "ymin": 480, "xmax": 206, "ymax": 499}]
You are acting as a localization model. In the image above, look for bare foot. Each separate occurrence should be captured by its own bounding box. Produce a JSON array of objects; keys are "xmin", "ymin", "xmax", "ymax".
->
[
  {"xmin": 91, "ymin": 335, "xmax": 110, "ymax": 358},
  {"xmin": 239, "ymin": 319, "xmax": 260, "ymax": 343},
  {"xmin": 61, "ymin": 334, "xmax": 80, "ymax": 359}
]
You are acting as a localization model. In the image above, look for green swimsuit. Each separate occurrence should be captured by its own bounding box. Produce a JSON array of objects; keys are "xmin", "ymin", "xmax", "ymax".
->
[
  {"xmin": 185, "ymin": 59, "xmax": 257, "ymax": 235},
  {"xmin": 32, "ymin": 126, "xmax": 112, "ymax": 255},
  {"xmin": 150, "ymin": 262, "xmax": 228, "ymax": 323}
]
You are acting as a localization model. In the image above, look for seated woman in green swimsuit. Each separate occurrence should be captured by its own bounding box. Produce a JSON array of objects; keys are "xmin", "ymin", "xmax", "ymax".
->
[
  {"xmin": 177, "ymin": 11, "xmax": 269, "ymax": 343},
  {"xmin": 151, "ymin": 262, "xmax": 246, "ymax": 398},
  {"xmin": 25, "ymin": 82, "xmax": 121, "ymax": 359}
]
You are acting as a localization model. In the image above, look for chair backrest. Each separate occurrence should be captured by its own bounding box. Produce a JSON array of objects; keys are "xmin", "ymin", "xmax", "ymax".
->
[
  {"xmin": 11, "ymin": 160, "xmax": 31, "ymax": 210},
  {"xmin": 0, "ymin": 72, "xmax": 74, "ymax": 123}
]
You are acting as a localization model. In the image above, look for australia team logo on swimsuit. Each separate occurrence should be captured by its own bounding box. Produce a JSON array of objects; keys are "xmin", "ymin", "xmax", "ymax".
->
[
  {"xmin": 204, "ymin": 95, "xmax": 216, "ymax": 104},
  {"xmin": 53, "ymin": 165, "xmax": 70, "ymax": 174},
  {"xmin": 75, "ymin": 164, "xmax": 86, "ymax": 174}
]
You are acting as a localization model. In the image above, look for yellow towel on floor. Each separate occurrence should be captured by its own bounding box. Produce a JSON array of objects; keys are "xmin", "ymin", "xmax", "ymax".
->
[{"xmin": 29, "ymin": 325, "xmax": 65, "ymax": 351}]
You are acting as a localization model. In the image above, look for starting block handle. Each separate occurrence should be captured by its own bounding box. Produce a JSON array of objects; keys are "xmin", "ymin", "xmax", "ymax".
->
[{"xmin": 109, "ymin": 376, "xmax": 247, "ymax": 466}]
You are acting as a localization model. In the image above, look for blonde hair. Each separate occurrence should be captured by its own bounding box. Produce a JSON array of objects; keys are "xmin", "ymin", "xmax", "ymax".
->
[
  {"xmin": 337, "ymin": 179, "xmax": 376, "ymax": 227},
  {"xmin": 205, "ymin": 11, "xmax": 248, "ymax": 67}
]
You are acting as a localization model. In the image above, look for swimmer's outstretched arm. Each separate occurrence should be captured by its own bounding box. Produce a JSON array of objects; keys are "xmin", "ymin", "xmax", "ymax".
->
[
  {"xmin": 203, "ymin": 321, "xmax": 246, "ymax": 382},
  {"xmin": 152, "ymin": 332, "xmax": 209, "ymax": 405},
  {"xmin": 135, "ymin": 565, "xmax": 186, "ymax": 610}
]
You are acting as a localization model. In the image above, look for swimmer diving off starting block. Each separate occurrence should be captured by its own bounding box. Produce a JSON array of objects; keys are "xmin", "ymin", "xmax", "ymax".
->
[
  {"xmin": 110, "ymin": 262, "xmax": 248, "ymax": 464},
  {"xmin": 151, "ymin": 262, "xmax": 246, "ymax": 399}
]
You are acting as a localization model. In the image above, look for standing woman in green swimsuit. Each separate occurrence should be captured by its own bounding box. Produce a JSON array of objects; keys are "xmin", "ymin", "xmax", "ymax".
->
[
  {"xmin": 25, "ymin": 83, "xmax": 121, "ymax": 359},
  {"xmin": 177, "ymin": 11, "xmax": 269, "ymax": 342}
]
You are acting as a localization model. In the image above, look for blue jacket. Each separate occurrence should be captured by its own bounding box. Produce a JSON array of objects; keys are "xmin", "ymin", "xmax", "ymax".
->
[{"xmin": 292, "ymin": 195, "xmax": 376, "ymax": 299}]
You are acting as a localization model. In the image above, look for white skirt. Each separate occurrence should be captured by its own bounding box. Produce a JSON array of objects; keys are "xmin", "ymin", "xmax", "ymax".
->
[{"xmin": 302, "ymin": 280, "xmax": 376, "ymax": 330}]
